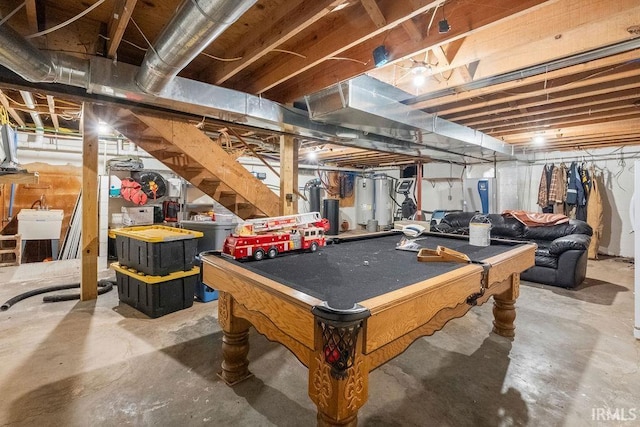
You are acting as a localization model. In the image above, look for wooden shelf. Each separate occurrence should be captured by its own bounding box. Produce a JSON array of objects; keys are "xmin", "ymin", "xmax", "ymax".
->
[{"xmin": 0, "ymin": 171, "xmax": 39, "ymax": 184}]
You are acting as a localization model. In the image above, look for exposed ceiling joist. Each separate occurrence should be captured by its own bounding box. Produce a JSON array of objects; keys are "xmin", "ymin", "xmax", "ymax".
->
[
  {"xmin": 106, "ymin": 0, "xmax": 138, "ymax": 59},
  {"xmin": 200, "ymin": 0, "xmax": 343, "ymax": 85},
  {"xmin": 46, "ymin": 94, "xmax": 59, "ymax": 131},
  {"xmin": 0, "ymin": 0, "xmax": 639, "ymax": 165},
  {"xmin": 360, "ymin": 0, "xmax": 387, "ymax": 29},
  {"xmin": 0, "ymin": 89, "xmax": 25, "ymax": 128}
]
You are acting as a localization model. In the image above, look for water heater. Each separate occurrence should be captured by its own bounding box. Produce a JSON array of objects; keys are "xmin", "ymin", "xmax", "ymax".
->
[
  {"xmin": 374, "ymin": 175, "xmax": 392, "ymax": 228},
  {"xmin": 356, "ymin": 176, "xmax": 374, "ymax": 225}
]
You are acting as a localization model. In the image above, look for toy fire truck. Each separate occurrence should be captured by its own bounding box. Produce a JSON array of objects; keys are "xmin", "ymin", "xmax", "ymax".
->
[{"xmin": 222, "ymin": 212, "xmax": 330, "ymax": 261}]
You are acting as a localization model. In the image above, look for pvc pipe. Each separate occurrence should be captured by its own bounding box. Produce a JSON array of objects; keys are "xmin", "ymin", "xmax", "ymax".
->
[{"xmin": 8, "ymin": 183, "xmax": 15, "ymax": 217}]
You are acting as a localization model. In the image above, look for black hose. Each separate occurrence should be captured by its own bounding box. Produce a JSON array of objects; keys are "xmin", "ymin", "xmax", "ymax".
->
[
  {"xmin": 1, "ymin": 283, "xmax": 80, "ymax": 311},
  {"xmin": 43, "ymin": 280, "xmax": 115, "ymax": 303},
  {"xmin": 1, "ymin": 280, "xmax": 116, "ymax": 311}
]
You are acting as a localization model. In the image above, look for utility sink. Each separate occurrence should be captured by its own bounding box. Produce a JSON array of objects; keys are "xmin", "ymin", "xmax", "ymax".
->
[{"xmin": 17, "ymin": 209, "xmax": 64, "ymax": 240}]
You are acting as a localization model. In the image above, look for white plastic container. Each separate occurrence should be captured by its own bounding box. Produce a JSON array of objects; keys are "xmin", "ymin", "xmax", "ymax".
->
[
  {"xmin": 121, "ymin": 206, "xmax": 154, "ymax": 226},
  {"xmin": 469, "ymin": 214, "xmax": 491, "ymax": 247},
  {"xmin": 17, "ymin": 209, "xmax": 64, "ymax": 240}
]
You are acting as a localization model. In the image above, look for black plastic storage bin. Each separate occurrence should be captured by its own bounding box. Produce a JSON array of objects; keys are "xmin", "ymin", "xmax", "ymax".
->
[
  {"xmin": 112, "ymin": 262, "xmax": 199, "ymax": 318},
  {"xmin": 112, "ymin": 225, "xmax": 202, "ymax": 276}
]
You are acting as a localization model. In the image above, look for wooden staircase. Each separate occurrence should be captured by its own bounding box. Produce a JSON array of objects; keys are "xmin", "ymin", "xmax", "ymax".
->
[{"xmin": 113, "ymin": 109, "xmax": 281, "ymax": 219}]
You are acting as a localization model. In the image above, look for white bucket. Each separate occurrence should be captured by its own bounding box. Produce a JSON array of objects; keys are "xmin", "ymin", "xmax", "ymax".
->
[{"xmin": 469, "ymin": 222, "xmax": 491, "ymax": 246}]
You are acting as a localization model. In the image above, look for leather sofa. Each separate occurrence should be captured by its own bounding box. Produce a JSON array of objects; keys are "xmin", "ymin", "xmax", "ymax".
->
[{"xmin": 430, "ymin": 212, "xmax": 593, "ymax": 288}]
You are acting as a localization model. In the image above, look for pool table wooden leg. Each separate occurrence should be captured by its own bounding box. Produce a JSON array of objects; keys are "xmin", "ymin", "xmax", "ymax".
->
[
  {"xmin": 309, "ymin": 353, "xmax": 368, "ymax": 427},
  {"xmin": 308, "ymin": 319, "xmax": 369, "ymax": 427},
  {"xmin": 217, "ymin": 291, "xmax": 253, "ymax": 385},
  {"xmin": 492, "ymin": 274, "xmax": 520, "ymax": 338}
]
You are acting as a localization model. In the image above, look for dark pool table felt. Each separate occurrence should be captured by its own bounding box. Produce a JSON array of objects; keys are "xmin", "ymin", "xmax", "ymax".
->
[{"xmin": 222, "ymin": 233, "xmax": 525, "ymax": 310}]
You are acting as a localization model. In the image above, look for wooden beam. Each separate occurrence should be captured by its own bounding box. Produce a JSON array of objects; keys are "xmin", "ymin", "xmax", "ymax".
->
[
  {"xmin": 280, "ymin": 135, "xmax": 298, "ymax": 215},
  {"xmin": 260, "ymin": 0, "xmax": 549, "ymax": 101},
  {"xmin": 457, "ymin": 64, "xmax": 473, "ymax": 83},
  {"xmin": 392, "ymin": 0, "xmax": 640, "ymax": 107},
  {"xmin": 106, "ymin": 0, "xmax": 137, "ymax": 59},
  {"xmin": 202, "ymin": 0, "xmax": 342, "ymax": 85},
  {"xmin": 46, "ymin": 95, "xmax": 59, "ymax": 131},
  {"xmin": 81, "ymin": 103, "xmax": 99, "ymax": 301},
  {"xmin": 401, "ymin": 19, "xmax": 423, "ymax": 43},
  {"xmin": 0, "ymin": 171, "xmax": 39, "ymax": 185},
  {"xmin": 431, "ymin": 45, "xmax": 450, "ymax": 67},
  {"xmin": 228, "ymin": 128, "xmax": 280, "ymax": 179},
  {"xmin": 0, "ymin": 90, "xmax": 25, "ymax": 127},
  {"xmin": 234, "ymin": 0, "xmax": 446, "ymax": 94},
  {"xmin": 423, "ymin": 50, "xmax": 640, "ymax": 115},
  {"xmin": 25, "ymin": 0, "xmax": 38, "ymax": 34},
  {"xmin": 360, "ymin": 0, "xmax": 387, "ymax": 29}
]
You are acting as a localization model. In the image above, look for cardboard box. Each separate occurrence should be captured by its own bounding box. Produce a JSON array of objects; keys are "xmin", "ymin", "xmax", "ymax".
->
[{"xmin": 121, "ymin": 206, "xmax": 154, "ymax": 226}]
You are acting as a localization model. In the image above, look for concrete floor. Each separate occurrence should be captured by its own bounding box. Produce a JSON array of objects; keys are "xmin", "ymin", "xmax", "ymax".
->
[{"xmin": 0, "ymin": 256, "xmax": 638, "ymax": 427}]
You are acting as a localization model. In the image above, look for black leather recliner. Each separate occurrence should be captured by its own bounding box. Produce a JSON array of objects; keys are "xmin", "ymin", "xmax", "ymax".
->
[{"xmin": 431, "ymin": 212, "xmax": 593, "ymax": 288}]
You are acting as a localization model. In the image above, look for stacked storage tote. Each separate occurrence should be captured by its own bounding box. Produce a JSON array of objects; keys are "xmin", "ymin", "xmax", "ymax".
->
[{"xmin": 110, "ymin": 225, "xmax": 202, "ymax": 318}]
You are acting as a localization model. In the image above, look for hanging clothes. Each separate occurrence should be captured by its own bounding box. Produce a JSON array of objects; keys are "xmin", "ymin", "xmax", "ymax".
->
[
  {"xmin": 581, "ymin": 163, "xmax": 592, "ymax": 196},
  {"xmin": 537, "ymin": 164, "xmax": 555, "ymax": 213},
  {"xmin": 576, "ymin": 164, "xmax": 589, "ymax": 221},
  {"xmin": 566, "ymin": 161, "xmax": 586, "ymax": 218},
  {"xmin": 586, "ymin": 170, "xmax": 604, "ymax": 259},
  {"xmin": 553, "ymin": 163, "xmax": 568, "ymax": 215}
]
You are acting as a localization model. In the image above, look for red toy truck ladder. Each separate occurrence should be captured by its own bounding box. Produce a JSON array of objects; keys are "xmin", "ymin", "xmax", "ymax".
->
[{"xmin": 223, "ymin": 212, "xmax": 329, "ymax": 261}]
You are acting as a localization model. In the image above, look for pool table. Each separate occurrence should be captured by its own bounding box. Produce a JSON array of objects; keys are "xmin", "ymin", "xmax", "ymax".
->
[{"xmin": 201, "ymin": 232, "xmax": 535, "ymax": 426}]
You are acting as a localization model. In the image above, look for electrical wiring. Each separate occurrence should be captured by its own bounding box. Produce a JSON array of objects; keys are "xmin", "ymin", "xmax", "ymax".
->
[
  {"xmin": 0, "ymin": 1, "xmax": 25, "ymax": 27},
  {"xmin": 26, "ymin": 0, "xmax": 106, "ymax": 39},
  {"xmin": 326, "ymin": 57, "xmax": 369, "ymax": 65},
  {"xmin": 200, "ymin": 52, "xmax": 243, "ymax": 62},
  {"xmin": 122, "ymin": 38, "xmax": 148, "ymax": 52},
  {"xmin": 271, "ymin": 49, "xmax": 306, "ymax": 58},
  {"xmin": 130, "ymin": 17, "xmax": 159, "ymax": 57}
]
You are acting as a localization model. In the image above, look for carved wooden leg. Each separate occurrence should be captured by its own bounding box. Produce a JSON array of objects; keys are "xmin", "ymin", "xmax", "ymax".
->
[
  {"xmin": 492, "ymin": 274, "xmax": 520, "ymax": 338},
  {"xmin": 309, "ymin": 353, "xmax": 368, "ymax": 427},
  {"xmin": 308, "ymin": 318, "xmax": 368, "ymax": 427},
  {"xmin": 217, "ymin": 292, "xmax": 253, "ymax": 385}
]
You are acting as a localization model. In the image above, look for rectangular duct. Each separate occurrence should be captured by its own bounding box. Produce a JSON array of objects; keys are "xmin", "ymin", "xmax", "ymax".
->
[{"xmin": 305, "ymin": 75, "xmax": 514, "ymax": 160}]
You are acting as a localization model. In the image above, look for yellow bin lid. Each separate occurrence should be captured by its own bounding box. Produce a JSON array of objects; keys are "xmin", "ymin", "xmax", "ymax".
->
[
  {"xmin": 110, "ymin": 225, "xmax": 203, "ymax": 242},
  {"xmin": 110, "ymin": 262, "xmax": 200, "ymax": 284}
]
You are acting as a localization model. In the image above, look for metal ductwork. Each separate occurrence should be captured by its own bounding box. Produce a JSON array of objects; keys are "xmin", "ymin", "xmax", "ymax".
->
[
  {"xmin": 135, "ymin": 0, "xmax": 257, "ymax": 95},
  {"xmin": 304, "ymin": 75, "xmax": 515, "ymax": 160},
  {"xmin": 0, "ymin": 24, "xmax": 88, "ymax": 88}
]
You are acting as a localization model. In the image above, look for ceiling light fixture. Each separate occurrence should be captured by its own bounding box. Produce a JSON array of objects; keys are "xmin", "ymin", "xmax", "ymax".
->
[
  {"xmin": 98, "ymin": 121, "xmax": 111, "ymax": 135},
  {"xmin": 410, "ymin": 59, "xmax": 431, "ymax": 86},
  {"xmin": 372, "ymin": 45, "xmax": 389, "ymax": 67},
  {"xmin": 533, "ymin": 135, "xmax": 546, "ymax": 145},
  {"xmin": 413, "ymin": 73, "xmax": 427, "ymax": 86},
  {"xmin": 438, "ymin": 2, "xmax": 451, "ymax": 34}
]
